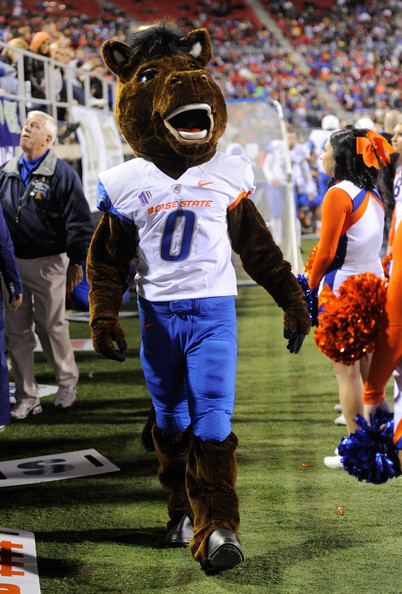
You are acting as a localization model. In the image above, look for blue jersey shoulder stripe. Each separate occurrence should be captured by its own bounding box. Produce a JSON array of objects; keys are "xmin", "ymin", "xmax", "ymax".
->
[
  {"xmin": 351, "ymin": 189, "xmax": 367, "ymax": 213},
  {"xmin": 96, "ymin": 179, "xmax": 133, "ymax": 225}
]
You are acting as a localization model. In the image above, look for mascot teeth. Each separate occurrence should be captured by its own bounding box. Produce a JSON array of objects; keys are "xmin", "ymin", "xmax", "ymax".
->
[{"xmin": 164, "ymin": 103, "xmax": 213, "ymax": 143}]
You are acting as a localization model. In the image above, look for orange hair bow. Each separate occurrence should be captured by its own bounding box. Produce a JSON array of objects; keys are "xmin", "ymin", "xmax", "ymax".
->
[{"xmin": 356, "ymin": 130, "xmax": 395, "ymax": 169}]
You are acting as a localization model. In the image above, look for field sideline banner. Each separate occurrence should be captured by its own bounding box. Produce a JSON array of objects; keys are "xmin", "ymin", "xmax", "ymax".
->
[
  {"xmin": 0, "ymin": 98, "xmax": 21, "ymax": 166},
  {"xmin": 70, "ymin": 106, "xmax": 124, "ymax": 211}
]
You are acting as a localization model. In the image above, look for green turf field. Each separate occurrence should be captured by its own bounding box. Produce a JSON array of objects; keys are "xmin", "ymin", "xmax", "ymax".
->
[{"xmin": 1, "ymin": 243, "xmax": 399, "ymax": 594}]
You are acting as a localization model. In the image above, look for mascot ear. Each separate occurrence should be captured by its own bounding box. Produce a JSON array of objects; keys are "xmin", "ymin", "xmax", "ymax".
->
[
  {"xmin": 182, "ymin": 29, "xmax": 212, "ymax": 66},
  {"xmin": 101, "ymin": 40, "xmax": 135, "ymax": 82}
]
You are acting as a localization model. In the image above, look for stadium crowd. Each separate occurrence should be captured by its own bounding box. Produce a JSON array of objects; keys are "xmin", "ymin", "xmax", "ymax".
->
[
  {"xmin": 1, "ymin": 0, "xmax": 400, "ymax": 128},
  {"xmin": 0, "ymin": 2, "xmax": 338, "ymax": 128},
  {"xmin": 265, "ymin": 0, "xmax": 402, "ymax": 121}
]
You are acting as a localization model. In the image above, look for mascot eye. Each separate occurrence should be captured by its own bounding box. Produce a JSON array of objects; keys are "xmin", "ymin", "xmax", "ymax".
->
[
  {"xmin": 138, "ymin": 68, "xmax": 157, "ymax": 83},
  {"xmin": 188, "ymin": 62, "xmax": 199, "ymax": 71}
]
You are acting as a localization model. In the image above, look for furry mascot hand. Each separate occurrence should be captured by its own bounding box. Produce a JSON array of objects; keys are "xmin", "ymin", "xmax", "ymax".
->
[
  {"xmin": 283, "ymin": 301, "xmax": 311, "ymax": 354},
  {"xmin": 91, "ymin": 318, "xmax": 127, "ymax": 362}
]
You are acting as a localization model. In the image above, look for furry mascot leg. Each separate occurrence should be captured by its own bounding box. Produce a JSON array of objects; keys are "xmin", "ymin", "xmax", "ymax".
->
[
  {"xmin": 142, "ymin": 406, "xmax": 156, "ymax": 452},
  {"xmin": 186, "ymin": 432, "xmax": 243, "ymax": 572},
  {"xmin": 152, "ymin": 425, "xmax": 193, "ymax": 547}
]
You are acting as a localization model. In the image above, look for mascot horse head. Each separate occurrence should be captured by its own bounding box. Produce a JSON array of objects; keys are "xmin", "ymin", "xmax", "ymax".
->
[{"xmin": 101, "ymin": 23, "xmax": 228, "ymax": 178}]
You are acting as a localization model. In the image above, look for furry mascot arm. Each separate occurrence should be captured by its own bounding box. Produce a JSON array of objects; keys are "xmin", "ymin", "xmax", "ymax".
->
[
  {"xmin": 228, "ymin": 198, "xmax": 311, "ymax": 352},
  {"xmin": 87, "ymin": 213, "xmax": 138, "ymax": 361}
]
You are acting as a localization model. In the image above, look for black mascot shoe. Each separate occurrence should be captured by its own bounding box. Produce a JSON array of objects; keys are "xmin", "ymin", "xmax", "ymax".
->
[
  {"xmin": 163, "ymin": 514, "xmax": 193, "ymax": 547},
  {"xmin": 206, "ymin": 528, "xmax": 244, "ymax": 572}
]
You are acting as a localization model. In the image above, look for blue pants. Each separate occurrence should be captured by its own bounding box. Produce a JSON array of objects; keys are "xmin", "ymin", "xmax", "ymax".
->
[
  {"xmin": 71, "ymin": 269, "xmax": 130, "ymax": 311},
  {"xmin": 138, "ymin": 296, "xmax": 237, "ymax": 441},
  {"xmin": 297, "ymin": 192, "xmax": 309, "ymax": 208}
]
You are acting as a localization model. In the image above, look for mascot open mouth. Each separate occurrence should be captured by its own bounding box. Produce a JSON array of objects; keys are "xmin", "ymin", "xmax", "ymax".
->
[{"xmin": 164, "ymin": 103, "xmax": 213, "ymax": 143}]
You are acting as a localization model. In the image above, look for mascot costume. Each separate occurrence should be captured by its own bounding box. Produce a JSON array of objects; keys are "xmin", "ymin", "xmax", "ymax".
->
[{"xmin": 87, "ymin": 23, "xmax": 311, "ymax": 573}]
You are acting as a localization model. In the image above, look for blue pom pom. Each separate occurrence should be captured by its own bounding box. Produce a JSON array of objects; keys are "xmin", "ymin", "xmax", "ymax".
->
[
  {"xmin": 338, "ymin": 412, "xmax": 401, "ymax": 484},
  {"xmin": 297, "ymin": 273, "xmax": 318, "ymax": 326}
]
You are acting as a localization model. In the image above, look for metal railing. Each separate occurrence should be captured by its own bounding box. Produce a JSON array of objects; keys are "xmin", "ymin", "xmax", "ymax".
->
[{"xmin": 0, "ymin": 40, "xmax": 116, "ymax": 122}]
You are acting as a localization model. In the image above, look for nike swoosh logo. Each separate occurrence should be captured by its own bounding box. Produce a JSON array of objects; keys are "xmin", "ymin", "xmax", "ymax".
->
[
  {"xmin": 143, "ymin": 323, "xmax": 153, "ymax": 329},
  {"xmin": 197, "ymin": 181, "xmax": 213, "ymax": 187}
]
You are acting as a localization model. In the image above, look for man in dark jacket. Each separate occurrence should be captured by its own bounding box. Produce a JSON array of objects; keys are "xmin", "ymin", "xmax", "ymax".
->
[{"xmin": 0, "ymin": 110, "xmax": 94, "ymax": 419}]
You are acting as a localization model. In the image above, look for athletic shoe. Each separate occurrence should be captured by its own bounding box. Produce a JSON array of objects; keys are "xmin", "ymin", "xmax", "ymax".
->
[
  {"xmin": 0, "ymin": 425, "xmax": 6, "ymax": 432},
  {"xmin": 323, "ymin": 454, "xmax": 343, "ymax": 469},
  {"xmin": 54, "ymin": 386, "xmax": 76, "ymax": 409},
  {"xmin": 334, "ymin": 413, "xmax": 346, "ymax": 425},
  {"xmin": 11, "ymin": 400, "xmax": 42, "ymax": 420}
]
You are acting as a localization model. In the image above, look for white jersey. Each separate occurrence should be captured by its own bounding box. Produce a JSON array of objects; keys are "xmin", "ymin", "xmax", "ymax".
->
[
  {"xmin": 318, "ymin": 180, "xmax": 384, "ymax": 297},
  {"xmin": 308, "ymin": 128, "xmax": 332, "ymax": 174},
  {"xmin": 98, "ymin": 152, "xmax": 256, "ymax": 301},
  {"xmin": 263, "ymin": 139, "xmax": 287, "ymax": 186},
  {"xmin": 290, "ymin": 143, "xmax": 316, "ymax": 196}
]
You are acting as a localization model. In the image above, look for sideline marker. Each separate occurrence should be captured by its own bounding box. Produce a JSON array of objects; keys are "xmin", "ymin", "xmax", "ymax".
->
[
  {"xmin": 0, "ymin": 527, "xmax": 41, "ymax": 593},
  {"xmin": 0, "ymin": 449, "xmax": 119, "ymax": 488}
]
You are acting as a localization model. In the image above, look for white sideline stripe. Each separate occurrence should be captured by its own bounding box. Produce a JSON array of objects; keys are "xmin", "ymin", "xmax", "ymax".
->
[
  {"xmin": 69, "ymin": 339, "xmax": 94, "ymax": 351},
  {"xmin": 34, "ymin": 338, "xmax": 94, "ymax": 352},
  {"xmin": 0, "ymin": 527, "xmax": 41, "ymax": 592},
  {"xmin": 0, "ymin": 449, "xmax": 120, "ymax": 488},
  {"xmin": 65, "ymin": 310, "xmax": 137, "ymax": 322},
  {"xmin": 9, "ymin": 383, "xmax": 58, "ymax": 402}
]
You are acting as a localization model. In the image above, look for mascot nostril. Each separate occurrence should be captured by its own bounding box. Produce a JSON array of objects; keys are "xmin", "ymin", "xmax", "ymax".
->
[{"xmin": 87, "ymin": 21, "xmax": 310, "ymax": 573}]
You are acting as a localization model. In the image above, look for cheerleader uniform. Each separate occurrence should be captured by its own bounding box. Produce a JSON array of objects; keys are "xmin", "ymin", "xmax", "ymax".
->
[
  {"xmin": 309, "ymin": 180, "xmax": 384, "ymax": 299},
  {"xmin": 387, "ymin": 162, "xmax": 402, "ymax": 247}
]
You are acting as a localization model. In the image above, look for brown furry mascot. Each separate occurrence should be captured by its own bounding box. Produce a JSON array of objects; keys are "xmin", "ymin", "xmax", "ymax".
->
[{"xmin": 87, "ymin": 23, "xmax": 310, "ymax": 573}]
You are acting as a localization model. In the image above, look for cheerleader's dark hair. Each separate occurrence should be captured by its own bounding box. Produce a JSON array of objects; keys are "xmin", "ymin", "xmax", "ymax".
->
[{"xmin": 329, "ymin": 128, "xmax": 379, "ymax": 191}]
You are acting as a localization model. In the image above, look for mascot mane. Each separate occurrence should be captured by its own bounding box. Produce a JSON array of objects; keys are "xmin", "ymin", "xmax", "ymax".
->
[{"xmin": 125, "ymin": 23, "xmax": 207, "ymax": 62}]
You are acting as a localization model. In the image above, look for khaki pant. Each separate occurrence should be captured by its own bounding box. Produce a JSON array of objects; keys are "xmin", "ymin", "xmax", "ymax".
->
[{"xmin": 4, "ymin": 253, "xmax": 79, "ymax": 402}]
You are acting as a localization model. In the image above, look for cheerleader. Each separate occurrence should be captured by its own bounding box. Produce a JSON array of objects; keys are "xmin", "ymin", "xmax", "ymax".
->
[
  {"xmin": 308, "ymin": 128, "xmax": 394, "ymax": 468},
  {"xmin": 386, "ymin": 120, "xmax": 402, "ymax": 248},
  {"xmin": 363, "ymin": 121, "xmax": 402, "ymax": 456}
]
